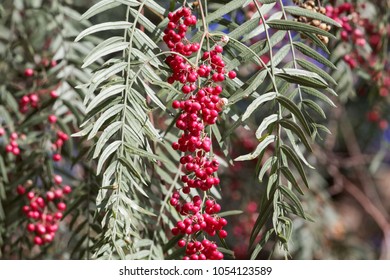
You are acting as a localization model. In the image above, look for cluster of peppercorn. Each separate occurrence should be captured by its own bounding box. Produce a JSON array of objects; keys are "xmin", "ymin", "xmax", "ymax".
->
[
  {"xmin": 326, "ymin": 3, "xmax": 386, "ymax": 71},
  {"xmin": 0, "ymin": 63, "xmax": 73, "ymax": 246},
  {"xmin": 163, "ymin": 6, "xmax": 236, "ymax": 260},
  {"xmin": 326, "ymin": 2, "xmax": 389, "ymax": 129},
  {"xmin": 293, "ymin": 0, "xmax": 331, "ymax": 44},
  {"xmin": 17, "ymin": 175, "xmax": 71, "ymax": 245}
]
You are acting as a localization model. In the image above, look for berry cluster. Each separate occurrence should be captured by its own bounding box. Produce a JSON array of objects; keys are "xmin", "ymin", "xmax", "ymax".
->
[
  {"xmin": 19, "ymin": 64, "xmax": 59, "ymax": 114},
  {"xmin": 17, "ymin": 176, "xmax": 71, "ymax": 246},
  {"xmin": 367, "ymin": 108, "xmax": 388, "ymax": 131},
  {"xmin": 0, "ymin": 62, "xmax": 73, "ymax": 247},
  {"xmin": 3, "ymin": 132, "xmax": 21, "ymax": 156},
  {"xmin": 19, "ymin": 92, "xmax": 40, "ymax": 113},
  {"xmin": 293, "ymin": 0, "xmax": 331, "ymax": 44},
  {"xmin": 164, "ymin": 6, "xmax": 235, "ymax": 260},
  {"xmin": 325, "ymin": 3, "xmax": 384, "ymax": 70}
]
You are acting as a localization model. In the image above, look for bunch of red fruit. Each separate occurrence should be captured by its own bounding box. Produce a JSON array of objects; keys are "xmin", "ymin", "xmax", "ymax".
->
[
  {"xmin": 0, "ymin": 63, "xmax": 73, "ymax": 247},
  {"xmin": 3, "ymin": 132, "xmax": 21, "ymax": 156},
  {"xmin": 326, "ymin": 3, "xmax": 384, "ymax": 70},
  {"xmin": 17, "ymin": 175, "xmax": 71, "ymax": 246},
  {"xmin": 164, "ymin": 6, "xmax": 236, "ymax": 260}
]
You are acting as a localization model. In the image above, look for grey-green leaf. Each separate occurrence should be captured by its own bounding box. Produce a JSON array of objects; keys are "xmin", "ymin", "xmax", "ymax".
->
[
  {"xmin": 242, "ymin": 91, "xmax": 277, "ymax": 121},
  {"xmin": 75, "ymin": 21, "xmax": 132, "ymax": 42}
]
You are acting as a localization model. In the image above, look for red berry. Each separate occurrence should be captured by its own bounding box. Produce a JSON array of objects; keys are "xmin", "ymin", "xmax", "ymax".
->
[
  {"xmin": 43, "ymin": 234, "xmax": 54, "ymax": 243},
  {"xmin": 228, "ymin": 70, "xmax": 237, "ymax": 79},
  {"xmin": 17, "ymin": 185, "xmax": 26, "ymax": 195},
  {"xmin": 219, "ymin": 230, "xmax": 228, "ymax": 238},
  {"xmin": 34, "ymin": 236, "xmax": 43, "ymax": 245},
  {"xmin": 214, "ymin": 45, "xmax": 223, "ymax": 53},
  {"xmin": 54, "ymin": 175, "xmax": 62, "ymax": 184},
  {"xmin": 36, "ymin": 224, "xmax": 46, "ymax": 235},
  {"xmin": 27, "ymin": 223, "xmax": 35, "ymax": 232},
  {"xmin": 27, "ymin": 192, "xmax": 35, "ymax": 200},
  {"xmin": 57, "ymin": 202, "xmax": 66, "ymax": 211},
  {"xmin": 178, "ymin": 239, "xmax": 186, "ymax": 247},
  {"xmin": 52, "ymin": 153, "xmax": 62, "ymax": 162},
  {"xmin": 12, "ymin": 147, "xmax": 20, "ymax": 155},
  {"xmin": 48, "ymin": 115, "xmax": 57, "ymax": 124},
  {"xmin": 24, "ymin": 68, "xmax": 34, "ymax": 77},
  {"xmin": 63, "ymin": 185, "xmax": 72, "ymax": 194},
  {"xmin": 54, "ymin": 212, "xmax": 63, "ymax": 220},
  {"xmin": 50, "ymin": 90, "xmax": 59, "ymax": 99},
  {"xmin": 172, "ymin": 100, "xmax": 180, "ymax": 109},
  {"xmin": 46, "ymin": 191, "xmax": 55, "ymax": 201}
]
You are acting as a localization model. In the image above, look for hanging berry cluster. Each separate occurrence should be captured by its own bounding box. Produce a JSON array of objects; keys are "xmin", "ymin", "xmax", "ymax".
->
[
  {"xmin": 163, "ymin": 5, "xmax": 235, "ymax": 260},
  {"xmin": 17, "ymin": 175, "xmax": 71, "ymax": 246},
  {"xmin": 326, "ymin": 2, "xmax": 386, "ymax": 71},
  {"xmin": 292, "ymin": 0, "xmax": 331, "ymax": 44},
  {"xmin": 0, "ymin": 63, "xmax": 73, "ymax": 247}
]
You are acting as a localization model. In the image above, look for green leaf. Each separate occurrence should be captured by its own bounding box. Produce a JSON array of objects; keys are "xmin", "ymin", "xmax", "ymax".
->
[
  {"xmin": 301, "ymin": 31, "xmax": 330, "ymax": 54},
  {"xmin": 75, "ymin": 21, "xmax": 132, "ymax": 42},
  {"xmin": 279, "ymin": 185, "xmax": 306, "ymax": 218},
  {"xmin": 140, "ymin": 80, "xmax": 166, "ymax": 111},
  {"xmin": 124, "ymin": 143, "xmax": 165, "ymax": 163},
  {"xmin": 296, "ymin": 59, "xmax": 337, "ymax": 86},
  {"xmin": 267, "ymin": 19, "xmax": 336, "ymax": 39},
  {"xmin": 266, "ymin": 173, "xmax": 278, "ymax": 199},
  {"xmin": 250, "ymin": 229, "xmax": 275, "ymax": 260},
  {"xmin": 258, "ymin": 156, "xmax": 277, "ymax": 182},
  {"xmin": 242, "ymin": 91, "xmax": 277, "ymax": 121},
  {"xmin": 82, "ymin": 41, "xmax": 129, "ymax": 68},
  {"xmin": 93, "ymin": 121, "xmax": 122, "ymax": 158},
  {"xmin": 275, "ymin": 68, "xmax": 328, "ymax": 88},
  {"xmin": 86, "ymin": 85, "xmax": 125, "ymax": 114},
  {"xmin": 88, "ymin": 104, "xmax": 122, "ymax": 140},
  {"xmin": 279, "ymin": 167, "xmax": 304, "ymax": 195},
  {"xmin": 206, "ymin": 0, "xmax": 252, "ymax": 23},
  {"xmin": 228, "ymin": 17, "xmax": 261, "ymax": 40},
  {"xmin": 234, "ymin": 135, "xmax": 276, "ymax": 161},
  {"xmin": 279, "ymin": 144, "xmax": 309, "ymax": 188},
  {"xmin": 143, "ymin": 0, "xmax": 165, "ymax": 15},
  {"xmin": 301, "ymin": 88, "xmax": 336, "ymax": 109},
  {"xmin": 259, "ymin": 0, "xmax": 276, "ymax": 3},
  {"xmin": 293, "ymin": 41, "xmax": 337, "ymax": 70},
  {"xmin": 241, "ymin": 4, "xmax": 279, "ymax": 41},
  {"xmin": 19, "ymin": 115, "xmax": 47, "ymax": 130},
  {"xmin": 270, "ymin": 44, "xmax": 290, "ymax": 67},
  {"xmin": 278, "ymin": 118, "xmax": 312, "ymax": 152},
  {"xmin": 71, "ymin": 123, "xmax": 93, "ymax": 137},
  {"xmin": 117, "ymin": 157, "xmax": 147, "ymax": 186},
  {"xmin": 229, "ymin": 70, "xmax": 267, "ymax": 104},
  {"xmin": 81, "ymin": 0, "xmax": 140, "ymax": 20},
  {"xmin": 97, "ymin": 141, "xmax": 121, "ymax": 175},
  {"xmin": 284, "ymin": 6, "xmax": 342, "ymax": 27},
  {"xmin": 276, "ymin": 94, "xmax": 311, "ymax": 135},
  {"xmin": 256, "ymin": 114, "xmax": 278, "ymax": 139},
  {"xmin": 219, "ymin": 210, "xmax": 244, "ymax": 217},
  {"xmin": 302, "ymin": 98, "xmax": 327, "ymax": 119}
]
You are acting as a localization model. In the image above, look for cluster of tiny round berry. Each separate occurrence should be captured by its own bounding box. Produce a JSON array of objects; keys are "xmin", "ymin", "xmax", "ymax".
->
[
  {"xmin": 20, "ymin": 65, "xmax": 59, "ymax": 114},
  {"xmin": 293, "ymin": 0, "xmax": 331, "ymax": 44},
  {"xmin": 17, "ymin": 175, "xmax": 71, "ymax": 246},
  {"xmin": 3, "ymin": 132, "xmax": 21, "ymax": 156},
  {"xmin": 164, "ymin": 6, "xmax": 235, "ymax": 260},
  {"xmin": 367, "ymin": 108, "xmax": 388, "ymax": 131},
  {"xmin": 326, "ymin": 3, "xmax": 384, "ymax": 70},
  {"xmin": 0, "ymin": 64, "xmax": 72, "ymax": 247}
]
